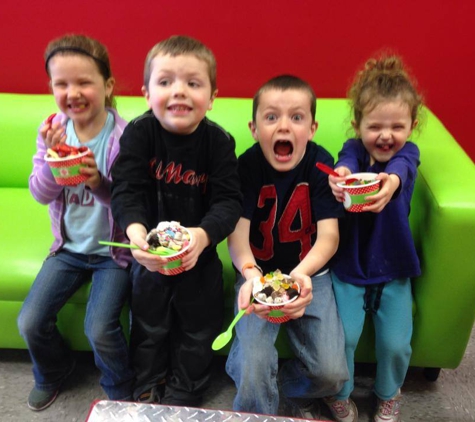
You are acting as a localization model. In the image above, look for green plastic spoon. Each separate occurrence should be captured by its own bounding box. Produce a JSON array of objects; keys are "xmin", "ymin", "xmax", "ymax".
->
[
  {"xmin": 212, "ymin": 298, "xmax": 254, "ymax": 351},
  {"xmin": 98, "ymin": 241, "xmax": 175, "ymax": 256}
]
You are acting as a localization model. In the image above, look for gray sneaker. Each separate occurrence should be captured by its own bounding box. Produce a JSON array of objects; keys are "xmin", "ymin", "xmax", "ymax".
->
[
  {"xmin": 323, "ymin": 396, "xmax": 358, "ymax": 422},
  {"xmin": 373, "ymin": 390, "xmax": 401, "ymax": 422}
]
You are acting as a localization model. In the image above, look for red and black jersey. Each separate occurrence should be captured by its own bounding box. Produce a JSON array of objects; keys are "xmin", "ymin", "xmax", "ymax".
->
[{"xmin": 239, "ymin": 142, "xmax": 344, "ymax": 275}]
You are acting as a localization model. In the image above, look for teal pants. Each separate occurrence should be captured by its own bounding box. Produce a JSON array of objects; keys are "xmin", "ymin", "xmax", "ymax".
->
[{"xmin": 332, "ymin": 275, "xmax": 413, "ymax": 400}]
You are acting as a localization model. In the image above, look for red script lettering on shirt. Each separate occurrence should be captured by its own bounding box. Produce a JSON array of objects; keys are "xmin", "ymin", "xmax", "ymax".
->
[{"xmin": 151, "ymin": 159, "xmax": 208, "ymax": 193}]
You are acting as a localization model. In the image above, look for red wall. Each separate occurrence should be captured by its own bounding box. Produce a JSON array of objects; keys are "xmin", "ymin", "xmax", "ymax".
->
[{"xmin": 1, "ymin": 0, "xmax": 474, "ymax": 161}]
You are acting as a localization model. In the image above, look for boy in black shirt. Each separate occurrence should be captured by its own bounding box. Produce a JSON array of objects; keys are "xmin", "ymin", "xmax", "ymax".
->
[{"xmin": 111, "ymin": 35, "xmax": 242, "ymax": 406}]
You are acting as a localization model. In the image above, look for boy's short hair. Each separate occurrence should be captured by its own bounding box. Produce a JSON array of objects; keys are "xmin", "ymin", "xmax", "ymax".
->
[
  {"xmin": 252, "ymin": 75, "xmax": 317, "ymax": 122},
  {"xmin": 143, "ymin": 35, "xmax": 217, "ymax": 92}
]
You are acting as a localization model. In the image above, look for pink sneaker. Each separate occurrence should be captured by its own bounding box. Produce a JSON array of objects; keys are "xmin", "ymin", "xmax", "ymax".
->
[
  {"xmin": 323, "ymin": 396, "xmax": 358, "ymax": 422},
  {"xmin": 373, "ymin": 390, "xmax": 402, "ymax": 422}
]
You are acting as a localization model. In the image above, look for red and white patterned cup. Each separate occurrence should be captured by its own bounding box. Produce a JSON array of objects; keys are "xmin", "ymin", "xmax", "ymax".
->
[
  {"xmin": 156, "ymin": 227, "xmax": 192, "ymax": 276},
  {"xmin": 252, "ymin": 275, "xmax": 300, "ymax": 324},
  {"xmin": 44, "ymin": 149, "xmax": 89, "ymax": 186},
  {"xmin": 337, "ymin": 172, "xmax": 381, "ymax": 212}
]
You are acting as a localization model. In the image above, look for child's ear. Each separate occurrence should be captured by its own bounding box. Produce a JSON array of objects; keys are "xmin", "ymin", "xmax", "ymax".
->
[
  {"xmin": 105, "ymin": 77, "xmax": 115, "ymax": 98},
  {"xmin": 141, "ymin": 85, "xmax": 148, "ymax": 98},
  {"xmin": 309, "ymin": 121, "xmax": 318, "ymax": 140},
  {"xmin": 248, "ymin": 121, "xmax": 259, "ymax": 141},
  {"xmin": 407, "ymin": 119, "xmax": 419, "ymax": 139},
  {"xmin": 142, "ymin": 86, "xmax": 151, "ymax": 108},
  {"xmin": 208, "ymin": 89, "xmax": 218, "ymax": 111},
  {"xmin": 351, "ymin": 120, "xmax": 360, "ymax": 136}
]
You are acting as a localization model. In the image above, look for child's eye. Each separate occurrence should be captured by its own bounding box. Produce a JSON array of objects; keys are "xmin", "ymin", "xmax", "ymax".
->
[
  {"xmin": 188, "ymin": 81, "xmax": 200, "ymax": 88},
  {"xmin": 158, "ymin": 79, "xmax": 170, "ymax": 87},
  {"xmin": 265, "ymin": 114, "xmax": 277, "ymax": 121},
  {"xmin": 52, "ymin": 82, "xmax": 67, "ymax": 88},
  {"xmin": 292, "ymin": 114, "xmax": 303, "ymax": 121}
]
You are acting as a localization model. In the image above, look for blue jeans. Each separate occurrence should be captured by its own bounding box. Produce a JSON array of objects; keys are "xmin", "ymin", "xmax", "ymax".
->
[
  {"xmin": 226, "ymin": 271, "xmax": 348, "ymax": 415},
  {"xmin": 17, "ymin": 250, "xmax": 134, "ymax": 400},
  {"xmin": 332, "ymin": 275, "xmax": 413, "ymax": 400}
]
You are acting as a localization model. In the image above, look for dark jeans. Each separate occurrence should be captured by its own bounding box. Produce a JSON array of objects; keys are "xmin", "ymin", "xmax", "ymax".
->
[{"xmin": 18, "ymin": 250, "xmax": 134, "ymax": 399}]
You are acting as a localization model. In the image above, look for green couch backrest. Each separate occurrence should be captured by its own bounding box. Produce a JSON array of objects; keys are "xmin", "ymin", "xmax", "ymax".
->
[
  {"xmin": 1, "ymin": 92, "xmax": 472, "ymax": 203},
  {"xmin": 0, "ymin": 93, "xmax": 356, "ymax": 188}
]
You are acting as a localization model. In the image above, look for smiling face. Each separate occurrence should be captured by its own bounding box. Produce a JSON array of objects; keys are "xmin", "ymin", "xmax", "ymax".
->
[
  {"xmin": 354, "ymin": 99, "xmax": 417, "ymax": 165},
  {"xmin": 143, "ymin": 53, "xmax": 217, "ymax": 135},
  {"xmin": 48, "ymin": 54, "xmax": 113, "ymax": 130},
  {"xmin": 249, "ymin": 89, "xmax": 317, "ymax": 172}
]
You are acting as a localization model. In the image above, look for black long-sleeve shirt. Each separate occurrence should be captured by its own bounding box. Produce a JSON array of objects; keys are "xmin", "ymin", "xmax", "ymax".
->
[{"xmin": 111, "ymin": 110, "xmax": 242, "ymax": 251}]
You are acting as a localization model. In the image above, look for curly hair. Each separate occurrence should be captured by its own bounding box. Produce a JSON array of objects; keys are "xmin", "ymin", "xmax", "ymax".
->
[{"xmin": 348, "ymin": 54, "xmax": 423, "ymax": 128}]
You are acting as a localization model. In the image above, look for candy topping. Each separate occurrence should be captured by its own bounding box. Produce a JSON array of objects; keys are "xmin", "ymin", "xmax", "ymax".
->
[
  {"xmin": 146, "ymin": 221, "xmax": 190, "ymax": 252},
  {"xmin": 253, "ymin": 269, "xmax": 300, "ymax": 305}
]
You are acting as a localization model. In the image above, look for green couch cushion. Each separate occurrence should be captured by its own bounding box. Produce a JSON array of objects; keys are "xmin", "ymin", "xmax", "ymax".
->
[{"xmin": 0, "ymin": 188, "xmax": 91, "ymax": 303}]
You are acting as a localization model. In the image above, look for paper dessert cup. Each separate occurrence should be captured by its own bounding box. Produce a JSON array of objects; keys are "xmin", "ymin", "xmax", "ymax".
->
[
  {"xmin": 337, "ymin": 172, "xmax": 381, "ymax": 212},
  {"xmin": 156, "ymin": 227, "xmax": 192, "ymax": 276},
  {"xmin": 44, "ymin": 149, "xmax": 89, "ymax": 186},
  {"xmin": 252, "ymin": 275, "xmax": 300, "ymax": 324}
]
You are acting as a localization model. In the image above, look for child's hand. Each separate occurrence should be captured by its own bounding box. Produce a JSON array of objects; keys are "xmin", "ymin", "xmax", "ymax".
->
[
  {"xmin": 329, "ymin": 166, "xmax": 351, "ymax": 202},
  {"xmin": 281, "ymin": 272, "xmax": 313, "ymax": 319},
  {"xmin": 238, "ymin": 272, "xmax": 314, "ymax": 321},
  {"xmin": 237, "ymin": 278, "xmax": 272, "ymax": 319},
  {"xmin": 80, "ymin": 150, "xmax": 101, "ymax": 190},
  {"xmin": 363, "ymin": 173, "xmax": 401, "ymax": 213},
  {"xmin": 126, "ymin": 223, "xmax": 169, "ymax": 272},
  {"xmin": 40, "ymin": 116, "xmax": 66, "ymax": 149},
  {"xmin": 179, "ymin": 227, "xmax": 210, "ymax": 271},
  {"xmin": 237, "ymin": 279, "xmax": 256, "ymax": 312}
]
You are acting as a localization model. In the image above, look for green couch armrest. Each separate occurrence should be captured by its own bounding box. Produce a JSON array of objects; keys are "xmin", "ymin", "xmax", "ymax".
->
[{"xmin": 408, "ymin": 110, "xmax": 475, "ymax": 368}]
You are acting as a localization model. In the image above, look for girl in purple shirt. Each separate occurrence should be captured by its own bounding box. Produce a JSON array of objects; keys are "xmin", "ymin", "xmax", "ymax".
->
[{"xmin": 323, "ymin": 55, "xmax": 423, "ymax": 422}]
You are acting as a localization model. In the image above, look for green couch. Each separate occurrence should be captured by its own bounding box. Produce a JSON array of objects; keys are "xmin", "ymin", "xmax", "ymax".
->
[{"xmin": 1, "ymin": 93, "xmax": 474, "ymax": 381}]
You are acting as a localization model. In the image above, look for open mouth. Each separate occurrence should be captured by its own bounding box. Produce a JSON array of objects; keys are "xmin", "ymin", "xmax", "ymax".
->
[
  {"xmin": 376, "ymin": 143, "xmax": 394, "ymax": 152},
  {"xmin": 274, "ymin": 140, "xmax": 293, "ymax": 158},
  {"xmin": 68, "ymin": 103, "xmax": 87, "ymax": 112}
]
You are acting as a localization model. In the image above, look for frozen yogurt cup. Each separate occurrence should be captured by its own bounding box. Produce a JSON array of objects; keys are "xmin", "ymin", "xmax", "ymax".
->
[
  {"xmin": 337, "ymin": 172, "xmax": 381, "ymax": 212},
  {"xmin": 252, "ymin": 270, "xmax": 300, "ymax": 323},
  {"xmin": 146, "ymin": 221, "xmax": 192, "ymax": 276},
  {"xmin": 44, "ymin": 146, "xmax": 89, "ymax": 186}
]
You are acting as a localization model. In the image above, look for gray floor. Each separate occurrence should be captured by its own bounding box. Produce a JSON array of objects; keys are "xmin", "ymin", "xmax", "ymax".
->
[{"xmin": 0, "ymin": 327, "xmax": 474, "ymax": 422}]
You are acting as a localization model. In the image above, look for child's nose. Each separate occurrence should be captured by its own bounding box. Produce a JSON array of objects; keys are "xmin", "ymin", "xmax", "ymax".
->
[
  {"xmin": 277, "ymin": 116, "xmax": 290, "ymax": 131},
  {"xmin": 380, "ymin": 129, "xmax": 391, "ymax": 139},
  {"xmin": 67, "ymin": 86, "xmax": 81, "ymax": 98},
  {"xmin": 172, "ymin": 81, "xmax": 186, "ymax": 97}
]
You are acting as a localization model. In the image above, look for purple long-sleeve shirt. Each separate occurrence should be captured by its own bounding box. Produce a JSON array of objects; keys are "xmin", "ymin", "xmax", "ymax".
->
[
  {"xmin": 330, "ymin": 138, "xmax": 421, "ymax": 285},
  {"xmin": 29, "ymin": 108, "xmax": 131, "ymax": 268}
]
